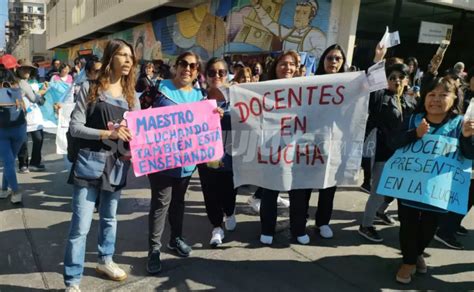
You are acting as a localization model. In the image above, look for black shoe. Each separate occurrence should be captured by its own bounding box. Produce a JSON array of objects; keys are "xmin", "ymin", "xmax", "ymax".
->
[
  {"xmin": 360, "ymin": 183, "xmax": 371, "ymax": 194},
  {"xmin": 29, "ymin": 164, "xmax": 45, "ymax": 171},
  {"xmin": 434, "ymin": 234, "xmax": 464, "ymax": 250},
  {"xmin": 456, "ymin": 226, "xmax": 468, "ymax": 236},
  {"xmin": 167, "ymin": 237, "xmax": 192, "ymax": 257},
  {"xmin": 146, "ymin": 250, "xmax": 162, "ymax": 274},
  {"xmin": 358, "ymin": 225, "xmax": 383, "ymax": 243},
  {"xmin": 375, "ymin": 212, "xmax": 396, "ymax": 225}
]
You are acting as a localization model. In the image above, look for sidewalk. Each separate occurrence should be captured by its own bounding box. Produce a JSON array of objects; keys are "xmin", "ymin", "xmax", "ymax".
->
[{"xmin": 0, "ymin": 135, "xmax": 473, "ymax": 291}]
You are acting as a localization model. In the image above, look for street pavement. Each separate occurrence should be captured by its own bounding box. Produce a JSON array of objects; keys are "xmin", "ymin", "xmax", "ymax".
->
[{"xmin": 0, "ymin": 135, "xmax": 473, "ymax": 291}]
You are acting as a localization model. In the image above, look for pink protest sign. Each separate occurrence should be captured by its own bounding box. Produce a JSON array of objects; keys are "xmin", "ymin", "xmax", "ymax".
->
[{"xmin": 125, "ymin": 100, "xmax": 224, "ymax": 176}]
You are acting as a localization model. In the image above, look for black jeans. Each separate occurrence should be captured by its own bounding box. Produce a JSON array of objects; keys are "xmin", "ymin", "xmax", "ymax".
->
[
  {"xmin": 18, "ymin": 129, "xmax": 44, "ymax": 168},
  {"xmin": 437, "ymin": 179, "xmax": 474, "ymax": 238},
  {"xmin": 260, "ymin": 188, "xmax": 311, "ymax": 237},
  {"xmin": 361, "ymin": 157, "xmax": 372, "ymax": 186},
  {"xmin": 313, "ymin": 186, "xmax": 337, "ymax": 227},
  {"xmin": 398, "ymin": 200, "xmax": 439, "ymax": 264},
  {"xmin": 198, "ymin": 165, "xmax": 236, "ymax": 228},
  {"xmin": 147, "ymin": 173, "xmax": 191, "ymax": 252},
  {"xmin": 254, "ymin": 187, "xmax": 263, "ymax": 199}
]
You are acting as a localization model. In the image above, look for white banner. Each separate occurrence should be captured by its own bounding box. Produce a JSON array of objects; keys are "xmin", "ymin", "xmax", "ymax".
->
[
  {"xmin": 418, "ymin": 21, "xmax": 453, "ymax": 44},
  {"xmin": 56, "ymin": 103, "xmax": 75, "ymax": 155},
  {"xmin": 230, "ymin": 72, "xmax": 370, "ymax": 191}
]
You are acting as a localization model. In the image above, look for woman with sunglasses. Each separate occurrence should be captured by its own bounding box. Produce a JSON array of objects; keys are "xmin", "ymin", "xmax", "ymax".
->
[
  {"xmin": 303, "ymin": 44, "xmax": 349, "ymax": 240},
  {"xmin": 358, "ymin": 63, "xmax": 418, "ymax": 243},
  {"xmin": 146, "ymin": 52, "xmax": 222, "ymax": 274},
  {"xmin": 64, "ymin": 39, "xmax": 139, "ymax": 291},
  {"xmin": 259, "ymin": 50, "xmax": 312, "ymax": 245},
  {"xmin": 196, "ymin": 57, "xmax": 237, "ymax": 247}
]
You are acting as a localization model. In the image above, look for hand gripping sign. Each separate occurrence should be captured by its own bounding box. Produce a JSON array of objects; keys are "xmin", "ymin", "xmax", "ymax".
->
[
  {"xmin": 125, "ymin": 100, "xmax": 224, "ymax": 177},
  {"xmin": 377, "ymin": 134, "xmax": 471, "ymax": 215}
]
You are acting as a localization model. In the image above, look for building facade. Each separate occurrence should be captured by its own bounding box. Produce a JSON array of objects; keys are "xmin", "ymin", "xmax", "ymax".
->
[
  {"xmin": 46, "ymin": 0, "xmax": 361, "ymax": 67},
  {"xmin": 6, "ymin": 0, "xmax": 49, "ymax": 61}
]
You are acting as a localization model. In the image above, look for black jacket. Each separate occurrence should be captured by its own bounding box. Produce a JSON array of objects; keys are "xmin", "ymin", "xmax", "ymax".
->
[{"xmin": 367, "ymin": 89, "xmax": 418, "ymax": 162}]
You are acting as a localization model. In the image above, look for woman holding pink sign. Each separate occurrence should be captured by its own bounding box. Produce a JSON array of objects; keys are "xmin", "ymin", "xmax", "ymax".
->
[{"xmin": 145, "ymin": 52, "xmax": 224, "ymax": 275}]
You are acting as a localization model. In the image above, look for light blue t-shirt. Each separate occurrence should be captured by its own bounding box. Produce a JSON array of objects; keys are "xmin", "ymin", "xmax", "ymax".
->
[{"xmin": 158, "ymin": 79, "xmax": 203, "ymax": 104}]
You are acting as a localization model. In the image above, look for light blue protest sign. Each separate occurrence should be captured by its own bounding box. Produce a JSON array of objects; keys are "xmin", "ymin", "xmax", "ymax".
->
[{"xmin": 377, "ymin": 134, "xmax": 471, "ymax": 215}]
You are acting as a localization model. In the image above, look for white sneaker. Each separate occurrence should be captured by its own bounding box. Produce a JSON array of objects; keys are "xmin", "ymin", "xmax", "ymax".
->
[
  {"xmin": 277, "ymin": 195, "xmax": 290, "ymax": 207},
  {"xmin": 65, "ymin": 284, "xmax": 81, "ymax": 292},
  {"xmin": 10, "ymin": 192, "xmax": 22, "ymax": 204},
  {"xmin": 319, "ymin": 225, "xmax": 333, "ymax": 238},
  {"xmin": 247, "ymin": 196, "xmax": 261, "ymax": 213},
  {"xmin": 260, "ymin": 234, "xmax": 273, "ymax": 245},
  {"xmin": 95, "ymin": 261, "xmax": 127, "ymax": 281},
  {"xmin": 224, "ymin": 214, "xmax": 236, "ymax": 231},
  {"xmin": 210, "ymin": 227, "xmax": 224, "ymax": 247},
  {"xmin": 0, "ymin": 189, "xmax": 11, "ymax": 199},
  {"xmin": 297, "ymin": 234, "xmax": 310, "ymax": 245}
]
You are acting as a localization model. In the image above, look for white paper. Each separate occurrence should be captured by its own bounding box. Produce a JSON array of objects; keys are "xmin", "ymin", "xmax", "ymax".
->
[
  {"xmin": 465, "ymin": 99, "xmax": 474, "ymax": 121},
  {"xmin": 55, "ymin": 103, "xmax": 75, "ymax": 155},
  {"xmin": 380, "ymin": 26, "xmax": 401, "ymax": 48},
  {"xmin": 367, "ymin": 61, "xmax": 388, "ymax": 93},
  {"xmin": 418, "ymin": 21, "xmax": 453, "ymax": 44}
]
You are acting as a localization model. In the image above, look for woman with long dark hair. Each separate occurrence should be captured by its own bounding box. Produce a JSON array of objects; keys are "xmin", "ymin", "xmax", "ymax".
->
[
  {"xmin": 63, "ymin": 39, "xmax": 139, "ymax": 291},
  {"xmin": 197, "ymin": 57, "xmax": 237, "ymax": 247},
  {"xmin": 309, "ymin": 44, "xmax": 347, "ymax": 239}
]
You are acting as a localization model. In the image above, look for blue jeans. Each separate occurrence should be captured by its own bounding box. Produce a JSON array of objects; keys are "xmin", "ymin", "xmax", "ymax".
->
[
  {"xmin": 63, "ymin": 185, "xmax": 121, "ymax": 286},
  {"xmin": 0, "ymin": 124, "xmax": 26, "ymax": 192}
]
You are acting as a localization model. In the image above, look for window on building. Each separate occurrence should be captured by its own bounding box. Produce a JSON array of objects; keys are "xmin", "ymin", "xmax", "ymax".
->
[{"xmin": 28, "ymin": 6, "xmax": 33, "ymax": 13}]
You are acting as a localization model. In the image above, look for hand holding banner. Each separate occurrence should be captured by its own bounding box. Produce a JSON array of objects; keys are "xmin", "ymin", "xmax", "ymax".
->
[
  {"xmin": 125, "ymin": 100, "xmax": 224, "ymax": 177},
  {"xmin": 376, "ymin": 134, "xmax": 471, "ymax": 215}
]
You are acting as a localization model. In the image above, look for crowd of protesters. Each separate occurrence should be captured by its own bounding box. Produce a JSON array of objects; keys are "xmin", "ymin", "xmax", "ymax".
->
[{"xmin": 0, "ymin": 36, "xmax": 473, "ymax": 291}]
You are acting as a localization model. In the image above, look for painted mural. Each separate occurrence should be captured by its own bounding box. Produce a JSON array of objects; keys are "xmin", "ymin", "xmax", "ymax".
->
[{"xmin": 62, "ymin": 0, "xmax": 331, "ymax": 64}]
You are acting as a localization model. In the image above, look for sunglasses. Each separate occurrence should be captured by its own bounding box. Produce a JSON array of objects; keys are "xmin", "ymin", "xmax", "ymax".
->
[
  {"xmin": 207, "ymin": 69, "xmax": 227, "ymax": 78},
  {"xmin": 178, "ymin": 60, "xmax": 199, "ymax": 71},
  {"xmin": 326, "ymin": 56, "xmax": 343, "ymax": 62},
  {"xmin": 388, "ymin": 74, "xmax": 407, "ymax": 81}
]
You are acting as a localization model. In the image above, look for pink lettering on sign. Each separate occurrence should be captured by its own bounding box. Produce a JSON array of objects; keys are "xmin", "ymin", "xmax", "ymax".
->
[{"xmin": 125, "ymin": 100, "xmax": 224, "ymax": 176}]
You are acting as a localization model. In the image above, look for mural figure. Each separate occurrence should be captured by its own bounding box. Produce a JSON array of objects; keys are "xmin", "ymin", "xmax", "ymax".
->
[{"xmin": 251, "ymin": 0, "xmax": 327, "ymax": 58}]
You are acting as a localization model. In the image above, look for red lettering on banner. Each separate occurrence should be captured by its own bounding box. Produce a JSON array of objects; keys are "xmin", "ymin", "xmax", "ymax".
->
[
  {"xmin": 288, "ymin": 87, "xmax": 302, "ymax": 108},
  {"xmin": 319, "ymin": 85, "xmax": 333, "ymax": 105},
  {"xmin": 262, "ymin": 91, "xmax": 274, "ymax": 111},
  {"xmin": 295, "ymin": 116, "xmax": 307, "ymax": 133},
  {"xmin": 280, "ymin": 116, "xmax": 292, "ymax": 136},
  {"xmin": 274, "ymin": 89, "xmax": 286, "ymax": 110},
  {"xmin": 258, "ymin": 144, "xmax": 325, "ymax": 165},
  {"xmin": 250, "ymin": 97, "xmax": 262, "ymax": 117},
  {"xmin": 334, "ymin": 85, "xmax": 345, "ymax": 104},
  {"xmin": 269, "ymin": 146, "xmax": 281, "ymax": 165},
  {"xmin": 312, "ymin": 145, "xmax": 325, "ymax": 164},
  {"xmin": 257, "ymin": 147, "xmax": 268, "ymax": 164},
  {"xmin": 234, "ymin": 84, "xmax": 347, "ymax": 122},
  {"xmin": 284, "ymin": 144, "xmax": 294, "ymax": 163},
  {"xmin": 234, "ymin": 102, "xmax": 249, "ymax": 123},
  {"xmin": 307, "ymin": 86, "xmax": 318, "ymax": 106}
]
